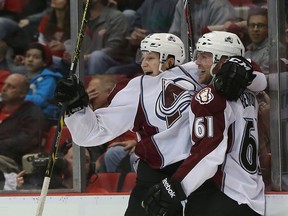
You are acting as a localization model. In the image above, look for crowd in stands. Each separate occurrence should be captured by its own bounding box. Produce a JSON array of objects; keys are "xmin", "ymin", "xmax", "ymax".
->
[{"xmin": 0, "ymin": 0, "xmax": 277, "ymax": 194}]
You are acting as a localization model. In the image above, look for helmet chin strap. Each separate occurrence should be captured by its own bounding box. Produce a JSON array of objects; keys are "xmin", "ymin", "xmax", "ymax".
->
[
  {"xmin": 158, "ymin": 59, "xmax": 165, "ymax": 72},
  {"xmin": 209, "ymin": 63, "xmax": 217, "ymax": 77}
]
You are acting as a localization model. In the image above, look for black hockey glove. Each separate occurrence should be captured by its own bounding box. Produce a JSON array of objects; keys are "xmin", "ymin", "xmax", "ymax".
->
[
  {"xmin": 55, "ymin": 74, "xmax": 89, "ymax": 115},
  {"xmin": 142, "ymin": 178, "xmax": 186, "ymax": 216},
  {"xmin": 213, "ymin": 56, "xmax": 256, "ymax": 101}
]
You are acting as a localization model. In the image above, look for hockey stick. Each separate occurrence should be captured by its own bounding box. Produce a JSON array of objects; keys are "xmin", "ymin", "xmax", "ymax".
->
[
  {"xmin": 183, "ymin": 0, "xmax": 195, "ymax": 61},
  {"xmin": 35, "ymin": 1, "xmax": 91, "ymax": 215}
]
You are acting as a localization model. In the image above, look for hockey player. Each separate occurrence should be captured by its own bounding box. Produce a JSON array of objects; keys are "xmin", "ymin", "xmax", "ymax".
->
[
  {"xmin": 56, "ymin": 33, "xmax": 195, "ymax": 216},
  {"xmin": 55, "ymin": 32, "xmax": 266, "ymax": 216},
  {"xmin": 142, "ymin": 58, "xmax": 265, "ymax": 215}
]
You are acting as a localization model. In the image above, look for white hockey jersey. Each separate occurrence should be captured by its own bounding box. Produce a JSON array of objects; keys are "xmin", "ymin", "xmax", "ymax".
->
[
  {"xmin": 65, "ymin": 62, "xmax": 203, "ymax": 168},
  {"xmin": 65, "ymin": 59, "xmax": 266, "ymax": 169},
  {"xmin": 172, "ymin": 85, "xmax": 265, "ymax": 215}
]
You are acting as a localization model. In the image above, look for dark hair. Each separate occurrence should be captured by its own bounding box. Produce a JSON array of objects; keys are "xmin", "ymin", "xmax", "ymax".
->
[
  {"xmin": 100, "ymin": 0, "xmax": 109, "ymax": 6},
  {"xmin": 59, "ymin": 139, "xmax": 73, "ymax": 156},
  {"xmin": 43, "ymin": 0, "xmax": 71, "ymax": 42},
  {"xmin": 25, "ymin": 42, "xmax": 52, "ymax": 66},
  {"xmin": 247, "ymin": 7, "xmax": 268, "ymax": 24},
  {"xmin": 166, "ymin": 54, "xmax": 176, "ymax": 70},
  {"xmin": 59, "ymin": 140, "xmax": 93, "ymax": 164},
  {"xmin": 59, "ymin": 140, "xmax": 95, "ymax": 181}
]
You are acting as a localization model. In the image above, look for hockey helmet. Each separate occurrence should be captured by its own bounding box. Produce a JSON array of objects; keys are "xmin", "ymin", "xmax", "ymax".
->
[
  {"xmin": 195, "ymin": 31, "xmax": 245, "ymax": 64},
  {"xmin": 140, "ymin": 33, "xmax": 185, "ymax": 66}
]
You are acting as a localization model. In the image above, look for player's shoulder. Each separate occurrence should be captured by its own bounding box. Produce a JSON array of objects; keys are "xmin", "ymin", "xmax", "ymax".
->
[
  {"xmin": 108, "ymin": 76, "xmax": 141, "ymax": 103},
  {"xmin": 168, "ymin": 61, "xmax": 197, "ymax": 74},
  {"xmin": 192, "ymin": 85, "xmax": 227, "ymax": 114},
  {"xmin": 178, "ymin": 61, "xmax": 198, "ymax": 75},
  {"xmin": 117, "ymin": 75, "xmax": 142, "ymax": 89}
]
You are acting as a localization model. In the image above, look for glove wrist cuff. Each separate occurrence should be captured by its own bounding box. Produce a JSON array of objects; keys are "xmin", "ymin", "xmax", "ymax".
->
[
  {"xmin": 172, "ymin": 180, "xmax": 186, "ymax": 201},
  {"xmin": 67, "ymin": 105, "xmax": 87, "ymax": 115}
]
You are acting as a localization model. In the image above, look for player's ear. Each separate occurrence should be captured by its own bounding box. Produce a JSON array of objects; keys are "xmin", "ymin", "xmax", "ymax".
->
[{"xmin": 166, "ymin": 57, "xmax": 175, "ymax": 68}]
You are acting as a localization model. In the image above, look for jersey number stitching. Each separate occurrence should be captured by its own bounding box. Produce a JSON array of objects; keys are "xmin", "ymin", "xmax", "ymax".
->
[
  {"xmin": 240, "ymin": 118, "xmax": 258, "ymax": 174},
  {"xmin": 194, "ymin": 116, "xmax": 259, "ymax": 174}
]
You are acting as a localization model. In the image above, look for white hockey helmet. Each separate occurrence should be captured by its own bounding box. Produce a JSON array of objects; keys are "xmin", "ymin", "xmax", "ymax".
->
[
  {"xmin": 140, "ymin": 33, "xmax": 185, "ymax": 66},
  {"xmin": 195, "ymin": 31, "xmax": 245, "ymax": 64}
]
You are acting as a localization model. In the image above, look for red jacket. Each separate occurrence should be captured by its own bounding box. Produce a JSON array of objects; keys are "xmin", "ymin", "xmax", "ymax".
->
[
  {"xmin": 3, "ymin": 0, "xmax": 28, "ymax": 13},
  {"xmin": 0, "ymin": 70, "xmax": 10, "ymax": 91}
]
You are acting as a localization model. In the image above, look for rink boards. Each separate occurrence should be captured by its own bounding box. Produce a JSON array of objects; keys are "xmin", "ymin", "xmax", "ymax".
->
[{"xmin": 0, "ymin": 193, "xmax": 287, "ymax": 216}]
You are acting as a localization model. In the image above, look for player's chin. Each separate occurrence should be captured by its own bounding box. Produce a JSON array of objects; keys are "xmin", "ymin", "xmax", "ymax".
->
[
  {"xmin": 144, "ymin": 72, "xmax": 153, "ymax": 76},
  {"xmin": 198, "ymin": 74, "xmax": 205, "ymax": 83}
]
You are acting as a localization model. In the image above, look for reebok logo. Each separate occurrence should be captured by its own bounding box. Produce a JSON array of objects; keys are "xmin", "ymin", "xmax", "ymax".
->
[{"xmin": 162, "ymin": 178, "xmax": 176, "ymax": 198}]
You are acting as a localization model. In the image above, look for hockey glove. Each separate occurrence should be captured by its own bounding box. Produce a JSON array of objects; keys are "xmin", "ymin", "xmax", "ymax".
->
[
  {"xmin": 142, "ymin": 178, "xmax": 186, "ymax": 216},
  {"xmin": 55, "ymin": 74, "xmax": 89, "ymax": 115},
  {"xmin": 213, "ymin": 56, "xmax": 256, "ymax": 101}
]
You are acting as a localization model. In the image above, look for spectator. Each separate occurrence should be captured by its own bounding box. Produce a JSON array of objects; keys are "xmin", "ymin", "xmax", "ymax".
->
[
  {"xmin": 169, "ymin": 0, "xmax": 236, "ymax": 61},
  {"xmin": 19, "ymin": 0, "xmax": 50, "ymax": 29},
  {"xmin": 15, "ymin": 140, "xmax": 94, "ymax": 189},
  {"xmin": 102, "ymin": 138, "xmax": 138, "ymax": 173},
  {"xmin": 0, "ymin": 0, "xmax": 50, "ymax": 58},
  {"xmin": 108, "ymin": 0, "xmax": 144, "ymax": 28},
  {"xmin": 81, "ymin": 0, "xmax": 130, "ymax": 75},
  {"xmin": 0, "ymin": 0, "xmax": 27, "ymax": 20},
  {"xmin": 105, "ymin": 0, "xmax": 178, "ymax": 77},
  {"xmin": 86, "ymin": 74, "xmax": 118, "ymax": 110},
  {"xmin": 18, "ymin": 0, "xmax": 51, "ymax": 46},
  {"xmin": 37, "ymin": 0, "xmax": 70, "ymax": 71},
  {"xmin": 0, "ymin": 73, "xmax": 46, "ymax": 169},
  {"xmin": 0, "ymin": 155, "xmax": 19, "ymax": 190},
  {"xmin": 84, "ymin": 74, "xmax": 118, "ymax": 162},
  {"xmin": 244, "ymin": 7, "xmax": 269, "ymax": 75},
  {"xmin": 0, "ymin": 1, "xmax": 49, "ymax": 39},
  {"xmin": 24, "ymin": 42, "xmax": 62, "ymax": 126},
  {"xmin": 58, "ymin": 141, "xmax": 95, "ymax": 188},
  {"xmin": 128, "ymin": 0, "xmax": 178, "ymax": 46}
]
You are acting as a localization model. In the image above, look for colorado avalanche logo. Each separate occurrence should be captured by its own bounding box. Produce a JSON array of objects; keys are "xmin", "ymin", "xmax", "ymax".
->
[
  {"xmin": 167, "ymin": 35, "xmax": 176, "ymax": 42},
  {"xmin": 155, "ymin": 78, "xmax": 195, "ymax": 128},
  {"xmin": 195, "ymin": 87, "xmax": 214, "ymax": 104},
  {"xmin": 224, "ymin": 36, "xmax": 233, "ymax": 44}
]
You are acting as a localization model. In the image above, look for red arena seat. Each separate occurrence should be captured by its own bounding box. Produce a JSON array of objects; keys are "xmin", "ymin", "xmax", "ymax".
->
[
  {"xmin": 86, "ymin": 173, "xmax": 121, "ymax": 193},
  {"xmin": 42, "ymin": 125, "xmax": 71, "ymax": 154},
  {"xmin": 120, "ymin": 172, "xmax": 137, "ymax": 192}
]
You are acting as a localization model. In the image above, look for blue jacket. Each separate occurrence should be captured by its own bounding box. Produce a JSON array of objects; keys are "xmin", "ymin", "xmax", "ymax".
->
[{"xmin": 25, "ymin": 68, "xmax": 63, "ymax": 119}]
